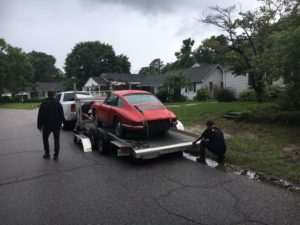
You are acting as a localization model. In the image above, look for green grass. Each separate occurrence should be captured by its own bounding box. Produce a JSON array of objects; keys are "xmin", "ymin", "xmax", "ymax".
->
[
  {"xmin": 0, "ymin": 102, "xmax": 40, "ymax": 109},
  {"xmin": 167, "ymin": 101, "xmax": 300, "ymax": 184}
]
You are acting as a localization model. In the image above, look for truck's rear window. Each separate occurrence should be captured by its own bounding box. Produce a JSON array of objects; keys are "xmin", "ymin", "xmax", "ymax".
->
[{"xmin": 63, "ymin": 92, "xmax": 90, "ymax": 101}]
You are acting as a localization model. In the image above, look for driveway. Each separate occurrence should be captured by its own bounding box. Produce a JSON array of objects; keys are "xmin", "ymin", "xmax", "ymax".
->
[{"xmin": 0, "ymin": 108, "xmax": 299, "ymax": 225}]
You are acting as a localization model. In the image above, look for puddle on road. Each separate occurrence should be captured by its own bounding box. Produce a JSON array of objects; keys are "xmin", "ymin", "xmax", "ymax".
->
[
  {"xmin": 183, "ymin": 152, "xmax": 300, "ymax": 193},
  {"xmin": 183, "ymin": 152, "xmax": 219, "ymax": 168}
]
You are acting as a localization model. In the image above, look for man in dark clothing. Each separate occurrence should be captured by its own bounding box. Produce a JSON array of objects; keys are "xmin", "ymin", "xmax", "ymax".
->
[
  {"xmin": 37, "ymin": 90, "xmax": 64, "ymax": 160},
  {"xmin": 192, "ymin": 120, "xmax": 227, "ymax": 165}
]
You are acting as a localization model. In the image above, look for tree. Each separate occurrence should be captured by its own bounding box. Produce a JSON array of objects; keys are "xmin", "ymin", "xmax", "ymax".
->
[
  {"xmin": 139, "ymin": 58, "xmax": 164, "ymax": 75},
  {"xmin": 0, "ymin": 38, "xmax": 34, "ymax": 96},
  {"xmin": 65, "ymin": 41, "xmax": 131, "ymax": 89},
  {"xmin": 200, "ymin": 0, "xmax": 298, "ymax": 101},
  {"xmin": 193, "ymin": 35, "xmax": 228, "ymax": 64},
  {"xmin": 163, "ymin": 38, "xmax": 196, "ymax": 73},
  {"xmin": 27, "ymin": 51, "xmax": 62, "ymax": 82},
  {"xmin": 163, "ymin": 72, "xmax": 191, "ymax": 101}
]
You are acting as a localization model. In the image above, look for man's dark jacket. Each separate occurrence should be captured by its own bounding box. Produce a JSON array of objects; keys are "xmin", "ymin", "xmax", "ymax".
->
[{"xmin": 37, "ymin": 97, "xmax": 64, "ymax": 130}]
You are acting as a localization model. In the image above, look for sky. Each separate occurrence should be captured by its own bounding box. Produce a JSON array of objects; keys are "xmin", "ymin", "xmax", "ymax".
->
[{"xmin": 0, "ymin": 0, "xmax": 260, "ymax": 73}]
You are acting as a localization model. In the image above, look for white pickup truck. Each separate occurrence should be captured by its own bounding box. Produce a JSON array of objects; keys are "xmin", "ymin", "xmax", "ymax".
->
[{"xmin": 56, "ymin": 91, "xmax": 93, "ymax": 130}]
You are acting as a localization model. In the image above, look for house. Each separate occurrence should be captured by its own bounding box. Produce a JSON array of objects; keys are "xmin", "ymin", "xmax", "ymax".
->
[
  {"xmin": 83, "ymin": 64, "xmax": 250, "ymax": 100},
  {"xmin": 19, "ymin": 82, "xmax": 65, "ymax": 100},
  {"xmin": 83, "ymin": 73, "xmax": 145, "ymax": 95}
]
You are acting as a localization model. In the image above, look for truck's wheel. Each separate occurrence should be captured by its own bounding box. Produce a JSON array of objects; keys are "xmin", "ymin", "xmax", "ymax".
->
[
  {"xmin": 97, "ymin": 129, "xmax": 109, "ymax": 155},
  {"xmin": 88, "ymin": 128, "xmax": 98, "ymax": 151},
  {"xmin": 114, "ymin": 118, "xmax": 125, "ymax": 138},
  {"xmin": 62, "ymin": 119, "xmax": 69, "ymax": 130}
]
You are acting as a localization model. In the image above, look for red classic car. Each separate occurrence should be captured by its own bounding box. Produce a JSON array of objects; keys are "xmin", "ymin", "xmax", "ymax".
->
[{"xmin": 91, "ymin": 90, "xmax": 178, "ymax": 137}]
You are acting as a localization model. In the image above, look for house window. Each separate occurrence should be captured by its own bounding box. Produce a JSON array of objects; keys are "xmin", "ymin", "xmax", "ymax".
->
[
  {"xmin": 193, "ymin": 83, "xmax": 196, "ymax": 93},
  {"xmin": 220, "ymin": 82, "xmax": 224, "ymax": 89},
  {"xmin": 209, "ymin": 82, "xmax": 213, "ymax": 92}
]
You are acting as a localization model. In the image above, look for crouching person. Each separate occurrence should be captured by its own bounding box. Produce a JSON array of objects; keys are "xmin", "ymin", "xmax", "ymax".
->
[{"xmin": 192, "ymin": 120, "xmax": 227, "ymax": 165}]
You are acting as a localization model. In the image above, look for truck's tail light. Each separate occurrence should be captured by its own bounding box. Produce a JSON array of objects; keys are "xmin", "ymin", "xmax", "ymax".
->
[{"xmin": 71, "ymin": 104, "xmax": 76, "ymax": 112}]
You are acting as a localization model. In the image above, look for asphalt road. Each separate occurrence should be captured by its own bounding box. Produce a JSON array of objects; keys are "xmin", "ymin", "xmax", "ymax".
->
[{"xmin": 0, "ymin": 108, "xmax": 299, "ymax": 225}]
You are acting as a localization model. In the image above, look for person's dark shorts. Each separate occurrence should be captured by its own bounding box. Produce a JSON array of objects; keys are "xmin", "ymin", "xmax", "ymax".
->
[{"xmin": 202, "ymin": 141, "xmax": 226, "ymax": 156}]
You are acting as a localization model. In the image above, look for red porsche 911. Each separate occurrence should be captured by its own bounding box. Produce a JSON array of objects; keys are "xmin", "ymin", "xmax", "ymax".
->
[{"xmin": 91, "ymin": 90, "xmax": 178, "ymax": 137}]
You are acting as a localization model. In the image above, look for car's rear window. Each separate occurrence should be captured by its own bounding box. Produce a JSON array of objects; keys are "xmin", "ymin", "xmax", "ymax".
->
[
  {"xmin": 124, "ymin": 94, "xmax": 160, "ymax": 105},
  {"xmin": 63, "ymin": 92, "xmax": 90, "ymax": 101}
]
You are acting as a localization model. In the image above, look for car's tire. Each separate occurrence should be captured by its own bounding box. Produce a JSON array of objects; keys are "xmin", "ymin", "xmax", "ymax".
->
[
  {"xmin": 114, "ymin": 118, "xmax": 125, "ymax": 138},
  {"xmin": 97, "ymin": 129, "xmax": 110, "ymax": 155},
  {"xmin": 88, "ymin": 128, "xmax": 98, "ymax": 151}
]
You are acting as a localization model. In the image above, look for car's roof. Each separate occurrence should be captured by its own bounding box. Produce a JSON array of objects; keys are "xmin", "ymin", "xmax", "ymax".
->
[
  {"xmin": 58, "ymin": 91, "xmax": 91, "ymax": 94},
  {"xmin": 112, "ymin": 90, "xmax": 150, "ymax": 96}
]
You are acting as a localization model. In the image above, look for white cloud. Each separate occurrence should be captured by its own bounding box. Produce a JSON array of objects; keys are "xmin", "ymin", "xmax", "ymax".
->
[{"xmin": 0, "ymin": 0, "xmax": 259, "ymax": 73}]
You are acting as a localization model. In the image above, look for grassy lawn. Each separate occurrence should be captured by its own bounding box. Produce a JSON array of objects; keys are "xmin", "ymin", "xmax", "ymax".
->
[
  {"xmin": 0, "ymin": 102, "xmax": 40, "ymax": 109},
  {"xmin": 167, "ymin": 101, "xmax": 300, "ymax": 184}
]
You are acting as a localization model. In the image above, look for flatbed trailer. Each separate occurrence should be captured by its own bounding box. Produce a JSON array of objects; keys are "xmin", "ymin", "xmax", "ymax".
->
[{"xmin": 73, "ymin": 97, "xmax": 199, "ymax": 159}]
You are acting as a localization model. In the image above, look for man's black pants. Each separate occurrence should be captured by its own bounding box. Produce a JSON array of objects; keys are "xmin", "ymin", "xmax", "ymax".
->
[
  {"xmin": 199, "ymin": 140, "xmax": 225, "ymax": 159},
  {"xmin": 43, "ymin": 127, "xmax": 61, "ymax": 156}
]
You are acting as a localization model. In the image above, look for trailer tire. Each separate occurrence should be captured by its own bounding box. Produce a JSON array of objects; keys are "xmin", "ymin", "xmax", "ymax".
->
[
  {"xmin": 88, "ymin": 128, "xmax": 98, "ymax": 151},
  {"xmin": 114, "ymin": 118, "xmax": 126, "ymax": 138},
  {"xmin": 97, "ymin": 129, "xmax": 110, "ymax": 155}
]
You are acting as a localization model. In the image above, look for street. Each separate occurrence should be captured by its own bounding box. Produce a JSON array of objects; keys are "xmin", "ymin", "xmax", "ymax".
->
[{"xmin": 0, "ymin": 108, "xmax": 299, "ymax": 225}]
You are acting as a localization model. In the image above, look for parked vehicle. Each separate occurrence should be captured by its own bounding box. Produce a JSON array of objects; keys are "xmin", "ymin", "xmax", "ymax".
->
[
  {"xmin": 91, "ymin": 90, "xmax": 178, "ymax": 137},
  {"xmin": 56, "ymin": 91, "xmax": 93, "ymax": 129}
]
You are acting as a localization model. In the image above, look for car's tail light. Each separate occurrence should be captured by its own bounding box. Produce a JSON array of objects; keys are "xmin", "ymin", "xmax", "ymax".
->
[{"xmin": 71, "ymin": 104, "xmax": 76, "ymax": 112}]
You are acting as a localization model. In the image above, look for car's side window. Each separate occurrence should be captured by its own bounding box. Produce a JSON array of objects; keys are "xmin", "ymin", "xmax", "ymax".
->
[
  {"xmin": 105, "ymin": 94, "xmax": 117, "ymax": 106},
  {"xmin": 116, "ymin": 98, "xmax": 124, "ymax": 108}
]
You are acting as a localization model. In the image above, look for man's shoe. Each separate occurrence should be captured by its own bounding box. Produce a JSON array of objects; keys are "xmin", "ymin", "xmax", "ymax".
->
[
  {"xmin": 53, "ymin": 155, "xmax": 59, "ymax": 161},
  {"xmin": 216, "ymin": 155, "xmax": 225, "ymax": 165},
  {"xmin": 196, "ymin": 157, "xmax": 206, "ymax": 164},
  {"xmin": 43, "ymin": 154, "xmax": 50, "ymax": 159}
]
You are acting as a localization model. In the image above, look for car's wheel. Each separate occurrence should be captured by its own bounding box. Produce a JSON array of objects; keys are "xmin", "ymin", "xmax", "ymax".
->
[
  {"xmin": 114, "ymin": 118, "xmax": 125, "ymax": 138},
  {"xmin": 97, "ymin": 129, "xmax": 109, "ymax": 154},
  {"xmin": 88, "ymin": 128, "xmax": 98, "ymax": 151}
]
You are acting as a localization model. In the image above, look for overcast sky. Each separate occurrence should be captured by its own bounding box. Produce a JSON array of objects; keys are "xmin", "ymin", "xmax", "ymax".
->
[{"xmin": 0, "ymin": 0, "xmax": 260, "ymax": 73}]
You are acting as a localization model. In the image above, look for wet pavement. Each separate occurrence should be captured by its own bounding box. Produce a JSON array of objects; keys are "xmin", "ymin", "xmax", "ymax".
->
[{"xmin": 0, "ymin": 108, "xmax": 299, "ymax": 225}]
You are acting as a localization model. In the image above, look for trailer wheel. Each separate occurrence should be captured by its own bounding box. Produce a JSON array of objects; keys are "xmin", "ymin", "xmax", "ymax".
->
[
  {"xmin": 88, "ymin": 128, "xmax": 98, "ymax": 151},
  {"xmin": 97, "ymin": 129, "xmax": 110, "ymax": 155},
  {"xmin": 114, "ymin": 118, "xmax": 126, "ymax": 138}
]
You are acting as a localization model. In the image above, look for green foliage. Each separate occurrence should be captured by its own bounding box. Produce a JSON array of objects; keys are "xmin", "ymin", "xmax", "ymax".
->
[
  {"xmin": 238, "ymin": 88, "xmax": 257, "ymax": 101},
  {"xmin": 194, "ymin": 88, "xmax": 209, "ymax": 101},
  {"xmin": 155, "ymin": 89, "xmax": 172, "ymax": 103},
  {"xmin": 163, "ymin": 72, "xmax": 191, "ymax": 102},
  {"xmin": 27, "ymin": 51, "xmax": 62, "ymax": 82},
  {"xmin": 214, "ymin": 88, "xmax": 235, "ymax": 102},
  {"xmin": 238, "ymin": 110, "xmax": 300, "ymax": 126},
  {"xmin": 65, "ymin": 41, "xmax": 131, "ymax": 89},
  {"xmin": 0, "ymin": 38, "xmax": 34, "ymax": 95},
  {"xmin": 163, "ymin": 38, "xmax": 196, "ymax": 72},
  {"xmin": 263, "ymin": 85, "xmax": 284, "ymax": 99},
  {"xmin": 138, "ymin": 59, "xmax": 164, "ymax": 75},
  {"xmin": 193, "ymin": 35, "xmax": 228, "ymax": 64}
]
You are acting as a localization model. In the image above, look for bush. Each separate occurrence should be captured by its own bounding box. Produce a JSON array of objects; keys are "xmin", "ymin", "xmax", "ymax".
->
[
  {"xmin": 24, "ymin": 98, "xmax": 43, "ymax": 103},
  {"xmin": 214, "ymin": 88, "xmax": 235, "ymax": 102},
  {"xmin": 264, "ymin": 85, "xmax": 284, "ymax": 99},
  {"xmin": 237, "ymin": 110, "xmax": 300, "ymax": 126},
  {"xmin": 238, "ymin": 88, "xmax": 256, "ymax": 101},
  {"xmin": 194, "ymin": 88, "xmax": 209, "ymax": 101},
  {"xmin": 155, "ymin": 89, "xmax": 172, "ymax": 103}
]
